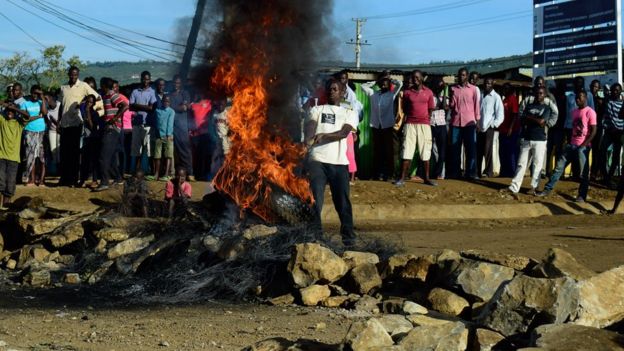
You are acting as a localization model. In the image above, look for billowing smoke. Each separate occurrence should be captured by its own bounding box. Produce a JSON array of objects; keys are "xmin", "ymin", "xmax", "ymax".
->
[
  {"xmin": 188, "ymin": 0, "xmax": 338, "ymax": 221},
  {"xmin": 193, "ymin": 0, "xmax": 337, "ymax": 135}
]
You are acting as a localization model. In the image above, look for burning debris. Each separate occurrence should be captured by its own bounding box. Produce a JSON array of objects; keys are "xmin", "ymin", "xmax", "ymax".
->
[{"xmin": 199, "ymin": 0, "xmax": 336, "ymax": 223}]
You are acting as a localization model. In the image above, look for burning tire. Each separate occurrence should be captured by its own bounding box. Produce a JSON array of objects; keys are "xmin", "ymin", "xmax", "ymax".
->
[{"xmin": 269, "ymin": 186, "xmax": 315, "ymax": 225}]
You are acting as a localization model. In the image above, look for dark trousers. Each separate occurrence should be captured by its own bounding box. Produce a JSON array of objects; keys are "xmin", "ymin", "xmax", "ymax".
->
[
  {"xmin": 59, "ymin": 126, "xmax": 82, "ymax": 186},
  {"xmin": 0, "ymin": 159, "xmax": 18, "ymax": 197},
  {"xmin": 120, "ymin": 130, "xmax": 131, "ymax": 176},
  {"xmin": 544, "ymin": 144, "xmax": 591, "ymax": 200},
  {"xmin": 371, "ymin": 127, "xmax": 394, "ymax": 180},
  {"xmin": 449, "ymin": 125, "xmax": 477, "ymax": 178},
  {"xmin": 308, "ymin": 161, "xmax": 354, "ymax": 243},
  {"xmin": 477, "ymin": 127, "xmax": 495, "ymax": 177},
  {"xmin": 591, "ymin": 126, "xmax": 604, "ymax": 178},
  {"xmin": 498, "ymin": 132, "xmax": 520, "ymax": 178},
  {"xmin": 431, "ymin": 125, "xmax": 447, "ymax": 178},
  {"xmin": 99, "ymin": 127, "xmax": 121, "ymax": 185},
  {"xmin": 600, "ymin": 129, "xmax": 623, "ymax": 184},
  {"xmin": 80, "ymin": 137, "xmax": 100, "ymax": 183},
  {"xmin": 191, "ymin": 134, "xmax": 213, "ymax": 180},
  {"xmin": 546, "ymin": 128, "xmax": 565, "ymax": 177}
]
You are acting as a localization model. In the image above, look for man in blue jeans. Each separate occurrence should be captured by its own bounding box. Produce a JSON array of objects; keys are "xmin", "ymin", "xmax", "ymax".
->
[
  {"xmin": 448, "ymin": 67, "xmax": 481, "ymax": 179},
  {"xmin": 537, "ymin": 91, "xmax": 597, "ymax": 202},
  {"xmin": 305, "ymin": 78, "xmax": 359, "ymax": 247}
]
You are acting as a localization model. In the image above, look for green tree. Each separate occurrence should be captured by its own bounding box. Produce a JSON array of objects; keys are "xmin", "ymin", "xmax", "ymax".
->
[{"xmin": 0, "ymin": 45, "xmax": 83, "ymax": 91}]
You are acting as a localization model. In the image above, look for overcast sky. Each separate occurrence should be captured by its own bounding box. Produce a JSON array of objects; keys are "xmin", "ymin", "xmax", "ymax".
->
[{"xmin": 1, "ymin": 0, "xmax": 536, "ymax": 64}]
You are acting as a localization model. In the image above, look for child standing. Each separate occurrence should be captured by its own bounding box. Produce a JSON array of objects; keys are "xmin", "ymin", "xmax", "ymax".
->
[
  {"xmin": 153, "ymin": 95, "xmax": 175, "ymax": 181},
  {"xmin": 0, "ymin": 108, "xmax": 29, "ymax": 209},
  {"xmin": 165, "ymin": 167, "xmax": 192, "ymax": 218},
  {"xmin": 123, "ymin": 168, "xmax": 149, "ymax": 217}
]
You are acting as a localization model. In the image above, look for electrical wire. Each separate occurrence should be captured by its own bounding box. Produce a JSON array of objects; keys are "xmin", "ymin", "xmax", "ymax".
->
[
  {"xmin": 0, "ymin": 9, "xmax": 46, "ymax": 48},
  {"xmin": 33, "ymin": 0, "xmax": 207, "ymax": 53},
  {"xmin": 363, "ymin": 0, "xmax": 493, "ymax": 20},
  {"xmin": 5, "ymin": 0, "xmax": 159, "ymax": 61},
  {"xmin": 367, "ymin": 10, "xmax": 531, "ymax": 40},
  {"xmin": 19, "ymin": 0, "xmax": 178, "ymax": 61}
]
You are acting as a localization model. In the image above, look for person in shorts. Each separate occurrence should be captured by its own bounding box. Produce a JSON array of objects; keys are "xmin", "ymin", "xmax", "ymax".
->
[
  {"xmin": 0, "ymin": 108, "xmax": 29, "ymax": 209},
  {"xmin": 396, "ymin": 70, "xmax": 437, "ymax": 186},
  {"xmin": 152, "ymin": 95, "xmax": 175, "ymax": 181}
]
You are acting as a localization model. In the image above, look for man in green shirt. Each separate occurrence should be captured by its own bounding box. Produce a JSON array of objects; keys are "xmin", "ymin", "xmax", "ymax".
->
[{"xmin": 0, "ymin": 106, "xmax": 31, "ymax": 209}]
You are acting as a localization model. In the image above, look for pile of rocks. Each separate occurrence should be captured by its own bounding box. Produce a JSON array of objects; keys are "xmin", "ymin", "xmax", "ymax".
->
[
  {"xmin": 248, "ymin": 243, "xmax": 624, "ymax": 350},
  {"xmin": 0, "ymin": 197, "xmax": 187, "ymax": 287}
]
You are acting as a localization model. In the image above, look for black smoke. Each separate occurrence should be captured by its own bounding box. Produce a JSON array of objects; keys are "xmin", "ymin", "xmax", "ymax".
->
[{"xmin": 190, "ymin": 0, "xmax": 338, "ymax": 137}]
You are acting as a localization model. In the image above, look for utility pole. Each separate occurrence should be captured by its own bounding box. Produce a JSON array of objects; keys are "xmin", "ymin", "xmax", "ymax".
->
[
  {"xmin": 347, "ymin": 18, "xmax": 371, "ymax": 69},
  {"xmin": 180, "ymin": 0, "xmax": 207, "ymax": 81}
]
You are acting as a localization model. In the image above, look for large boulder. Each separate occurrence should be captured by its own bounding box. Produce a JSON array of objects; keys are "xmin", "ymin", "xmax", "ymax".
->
[
  {"xmin": 107, "ymin": 235, "xmax": 154, "ymax": 259},
  {"xmin": 344, "ymin": 318, "xmax": 394, "ymax": 351},
  {"xmin": 348, "ymin": 263, "xmax": 382, "ymax": 295},
  {"xmin": 427, "ymin": 288, "xmax": 469, "ymax": 317},
  {"xmin": 287, "ymin": 243, "xmax": 348, "ymax": 288},
  {"xmin": 375, "ymin": 314, "xmax": 413, "ymax": 338},
  {"xmin": 571, "ymin": 265, "xmax": 624, "ymax": 328},
  {"xmin": 450, "ymin": 260, "xmax": 515, "ymax": 302},
  {"xmin": 398, "ymin": 255, "xmax": 434, "ymax": 283},
  {"xmin": 532, "ymin": 248, "xmax": 595, "ymax": 281},
  {"xmin": 472, "ymin": 328, "xmax": 506, "ymax": 351},
  {"xmin": 461, "ymin": 250, "xmax": 535, "ymax": 271},
  {"xmin": 478, "ymin": 275, "xmax": 577, "ymax": 336},
  {"xmin": 399, "ymin": 321, "xmax": 468, "ymax": 351},
  {"xmin": 531, "ymin": 324, "xmax": 624, "ymax": 351},
  {"xmin": 378, "ymin": 254, "xmax": 416, "ymax": 279},
  {"xmin": 299, "ymin": 285, "xmax": 331, "ymax": 306},
  {"xmin": 342, "ymin": 251, "xmax": 379, "ymax": 270}
]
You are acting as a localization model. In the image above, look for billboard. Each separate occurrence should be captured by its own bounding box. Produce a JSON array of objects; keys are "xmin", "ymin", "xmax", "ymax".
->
[{"xmin": 533, "ymin": 0, "xmax": 622, "ymax": 81}]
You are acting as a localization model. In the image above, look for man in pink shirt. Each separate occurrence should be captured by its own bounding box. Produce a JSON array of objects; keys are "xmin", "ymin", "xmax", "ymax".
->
[
  {"xmin": 396, "ymin": 70, "xmax": 437, "ymax": 186},
  {"xmin": 538, "ymin": 91, "xmax": 597, "ymax": 202},
  {"xmin": 449, "ymin": 67, "xmax": 481, "ymax": 179}
]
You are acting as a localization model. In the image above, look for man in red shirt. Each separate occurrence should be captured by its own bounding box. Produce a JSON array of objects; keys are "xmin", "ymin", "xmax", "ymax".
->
[
  {"xmin": 498, "ymin": 83, "xmax": 520, "ymax": 177},
  {"xmin": 396, "ymin": 70, "xmax": 437, "ymax": 186},
  {"xmin": 94, "ymin": 77, "xmax": 129, "ymax": 192}
]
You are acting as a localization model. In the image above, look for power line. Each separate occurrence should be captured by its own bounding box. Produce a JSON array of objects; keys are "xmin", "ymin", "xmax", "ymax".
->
[
  {"xmin": 27, "ymin": 0, "xmax": 184, "ymax": 58},
  {"xmin": 5, "ymin": 0, "xmax": 158, "ymax": 61},
  {"xmin": 34, "ymin": 0, "xmax": 207, "ymax": 53},
  {"xmin": 363, "ymin": 0, "xmax": 493, "ymax": 20},
  {"xmin": 0, "ymin": 9, "xmax": 46, "ymax": 48},
  {"xmin": 20, "ymin": 0, "xmax": 177, "ymax": 61},
  {"xmin": 367, "ymin": 10, "xmax": 531, "ymax": 40}
]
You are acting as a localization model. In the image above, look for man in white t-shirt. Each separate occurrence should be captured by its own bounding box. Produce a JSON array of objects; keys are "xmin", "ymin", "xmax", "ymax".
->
[{"xmin": 305, "ymin": 78, "xmax": 359, "ymax": 246}]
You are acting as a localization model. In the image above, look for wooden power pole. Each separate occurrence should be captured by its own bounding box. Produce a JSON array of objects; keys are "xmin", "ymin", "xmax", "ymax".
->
[{"xmin": 180, "ymin": 0, "xmax": 207, "ymax": 80}]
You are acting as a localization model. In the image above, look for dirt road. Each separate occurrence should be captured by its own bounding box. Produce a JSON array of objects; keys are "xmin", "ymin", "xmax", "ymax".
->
[{"xmin": 0, "ymin": 179, "xmax": 622, "ymax": 350}]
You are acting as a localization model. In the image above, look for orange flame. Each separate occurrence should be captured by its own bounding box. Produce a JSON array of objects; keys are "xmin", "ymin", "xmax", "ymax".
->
[{"xmin": 211, "ymin": 10, "xmax": 313, "ymax": 222}]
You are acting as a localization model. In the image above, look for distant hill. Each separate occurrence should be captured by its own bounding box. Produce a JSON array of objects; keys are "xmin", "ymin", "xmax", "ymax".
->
[
  {"xmin": 81, "ymin": 61, "xmax": 179, "ymax": 85},
  {"xmin": 80, "ymin": 53, "xmax": 533, "ymax": 85}
]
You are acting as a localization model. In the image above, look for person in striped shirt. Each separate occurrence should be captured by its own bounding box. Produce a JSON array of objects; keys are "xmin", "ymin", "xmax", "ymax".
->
[{"xmin": 599, "ymin": 83, "xmax": 623, "ymax": 187}]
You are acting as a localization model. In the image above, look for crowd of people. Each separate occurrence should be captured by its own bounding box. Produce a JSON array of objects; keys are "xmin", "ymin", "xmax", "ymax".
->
[
  {"xmin": 0, "ymin": 65, "xmax": 623, "ymax": 242},
  {"xmin": 0, "ymin": 66, "xmax": 225, "ymax": 214},
  {"xmin": 303, "ymin": 68, "xmax": 624, "ymax": 244}
]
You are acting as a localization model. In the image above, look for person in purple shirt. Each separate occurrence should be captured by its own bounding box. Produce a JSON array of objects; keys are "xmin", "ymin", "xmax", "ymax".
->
[{"xmin": 129, "ymin": 71, "xmax": 157, "ymax": 174}]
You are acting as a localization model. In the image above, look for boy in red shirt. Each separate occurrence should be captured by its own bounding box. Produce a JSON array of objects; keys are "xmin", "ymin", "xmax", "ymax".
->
[{"xmin": 166, "ymin": 167, "xmax": 192, "ymax": 218}]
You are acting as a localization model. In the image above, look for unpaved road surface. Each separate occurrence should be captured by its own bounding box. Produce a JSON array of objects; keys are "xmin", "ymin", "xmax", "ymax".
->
[{"xmin": 0, "ymin": 179, "xmax": 623, "ymax": 350}]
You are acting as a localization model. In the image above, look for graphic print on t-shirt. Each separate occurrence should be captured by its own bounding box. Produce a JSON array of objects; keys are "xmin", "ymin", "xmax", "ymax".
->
[
  {"xmin": 321, "ymin": 113, "xmax": 336, "ymax": 124},
  {"xmin": 573, "ymin": 117, "xmax": 585, "ymax": 138}
]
